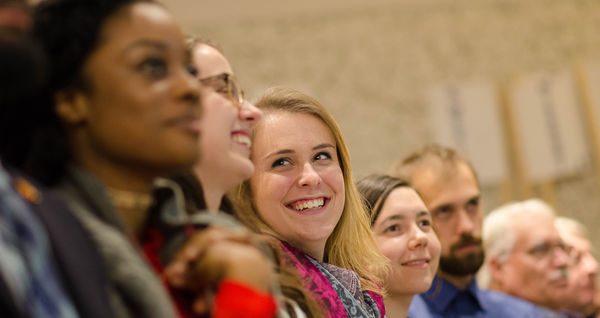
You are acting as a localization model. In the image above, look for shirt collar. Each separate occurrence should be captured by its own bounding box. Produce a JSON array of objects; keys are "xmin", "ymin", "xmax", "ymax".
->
[{"xmin": 422, "ymin": 275, "xmax": 485, "ymax": 313}]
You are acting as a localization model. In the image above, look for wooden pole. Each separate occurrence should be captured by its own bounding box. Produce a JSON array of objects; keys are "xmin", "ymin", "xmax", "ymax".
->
[{"xmin": 499, "ymin": 77, "xmax": 534, "ymax": 200}]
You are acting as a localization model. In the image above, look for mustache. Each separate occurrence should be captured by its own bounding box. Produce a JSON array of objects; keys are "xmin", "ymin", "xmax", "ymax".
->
[
  {"xmin": 549, "ymin": 268, "xmax": 569, "ymax": 282},
  {"xmin": 449, "ymin": 234, "xmax": 483, "ymax": 252}
]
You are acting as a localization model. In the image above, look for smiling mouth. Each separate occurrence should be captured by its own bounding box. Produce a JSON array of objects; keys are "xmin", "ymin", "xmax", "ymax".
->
[
  {"xmin": 232, "ymin": 133, "xmax": 251, "ymax": 148},
  {"xmin": 287, "ymin": 197, "xmax": 327, "ymax": 212},
  {"xmin": 401, "ymin": 259, "xmax": 430, "ymax": 266}
]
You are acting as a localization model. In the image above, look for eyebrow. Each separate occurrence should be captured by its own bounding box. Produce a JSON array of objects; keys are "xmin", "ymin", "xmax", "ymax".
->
[
  {"xmin": 380, "ymin": 210, "xmax": 430, "ymax": 223},
  {"xmin": 417, "ymin": 210, "xmax": 430, "ymax": 218},
  {"xmin": 381, "ymin": 215, "xmax": 405, "ymax": 223},
  {"xmin": 263, "ymin": 143, "xmax": 335, "ymax": 160},
  {"xmin": 123, "ymin": 39, "xmax": 169, "ymax": 54}
]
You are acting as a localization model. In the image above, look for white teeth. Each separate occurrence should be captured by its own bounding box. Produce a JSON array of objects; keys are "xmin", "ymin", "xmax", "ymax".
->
[
  {"xmin": 404, "ymin": 260, "xmax": 427, "ymax": 266},
  {"xmin": 293, "ymin": 198, "xmax": 324, "ymax": 211},
  {"xmin": 232, "ymin": 134, "xmax": 251, "ymax": 147}
]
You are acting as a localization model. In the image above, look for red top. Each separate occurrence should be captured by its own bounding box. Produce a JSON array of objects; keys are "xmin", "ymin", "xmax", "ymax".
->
[{"xmin": 141, "ymin": 226, "xmax": 277, "ymax": 318}]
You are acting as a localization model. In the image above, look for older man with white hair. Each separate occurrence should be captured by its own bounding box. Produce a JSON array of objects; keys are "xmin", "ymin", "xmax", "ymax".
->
[
  {"xmin": 480, "ymin": 199, "xmax": 570, "ymax": 318},
  {"xmin": 555, "ymin": 217, "xmax": 599, "ymax": 318}
]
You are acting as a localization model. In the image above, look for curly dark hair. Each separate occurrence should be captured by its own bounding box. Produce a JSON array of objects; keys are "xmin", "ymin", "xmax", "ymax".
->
[{"xmin": 25, "ymin": 0, "xmax": 153, "ymax": 185}]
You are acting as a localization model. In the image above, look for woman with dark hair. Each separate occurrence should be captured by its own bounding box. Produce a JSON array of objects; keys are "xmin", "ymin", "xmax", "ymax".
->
[
  {"xmin": 29, "ymin": 0, "xmax": 275, "ymax": 317},
  {"xmin": 356, "ymin": 174, "xmax": 440, "ymax": 318}
]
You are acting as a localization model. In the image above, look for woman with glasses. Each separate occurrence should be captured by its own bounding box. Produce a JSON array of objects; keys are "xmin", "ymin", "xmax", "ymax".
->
[
  {"xmin": 356, "ymin": 174, "xmax": 440, "ymax": 318},
  {"xmin": 187, "ymin": 38, "xmax": 262, "ymax": 212},
  {"xmin": 159, "ymin": 38, "xmax": 322, "ymax": 317},
  {"xmin": 235, "ymin": 87, "xmax": 390, "ymax": 317}
]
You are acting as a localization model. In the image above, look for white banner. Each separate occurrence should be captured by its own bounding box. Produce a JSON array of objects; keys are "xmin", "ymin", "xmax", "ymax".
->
[
  {"xmin": 507, "ymin": 70, "xmax": 588, "ymax": 182},
  {"xmin": 429, "ymin": 81, "xmax": 508, "ymax": 186}
]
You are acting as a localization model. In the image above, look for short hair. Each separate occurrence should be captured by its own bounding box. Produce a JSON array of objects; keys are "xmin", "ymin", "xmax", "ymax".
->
[
  {"xmin": 185, "ymin": 35, "xmax": 223, "ymax": 54},
  {"xmin": 235, "ymin": 87, "xmax": 389, "ymax": 293},
  {"xmin": 355, "ymin": 174, "xmax": 410, "ymax": 226},
  {"xmin": 555, "ymin": 216, "xmax": 589, "ymax": 240},
  {"xmin": 389, "ymin": 143, "xmax": 480, "ymax": 188},
  {"xmin": 478, "ymin": 198, "xmax": 556, "ymax": 287},
  {"xmin": 28, "ymin": 0, "xmax": 153, "ymax": 185}
]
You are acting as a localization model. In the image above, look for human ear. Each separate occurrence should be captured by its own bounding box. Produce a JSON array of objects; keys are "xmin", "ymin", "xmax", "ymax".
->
[
  {"xmin": 54, "ymin": 90, "xmax": 89, "ymax": 124},
  {"xmin": 489, "ymin": 257, "xmax": 505, "ymax": 284}
]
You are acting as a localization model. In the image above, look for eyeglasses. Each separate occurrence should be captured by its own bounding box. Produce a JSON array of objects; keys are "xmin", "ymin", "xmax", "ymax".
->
[
  {"xmin": 526, "ymin": 241, "xmax": 568, "ymax": 260},
  {"xmin": 199, "ymin": 73, "xmax": 244, "ymax": 108}
]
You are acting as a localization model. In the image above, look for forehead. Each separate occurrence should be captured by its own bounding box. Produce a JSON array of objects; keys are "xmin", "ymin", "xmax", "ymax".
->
[
  {"xmin": 514, "ymin": 213, "xmax": 560, "ymax": 246},
  {"xmin": 97, "ymin": 3, "xmax": 183, "ymax": 53},
  {"xmin": 377, "ymin": 187, "xmax": 427, "ymax": 220},
  {"xmin": 253, "ymin": 112, "xmax": 334, "ymax": 152},
  {"xmin": 561, "ymin": 231, "xmax": 590, "ymax": 251},
  {"xmin": 192, "ymin": 44, "xmax": 233, "ymax": 78},
  {"xmin": 410, "ymin": 161, "xmax": 479, "ymax": 209}
]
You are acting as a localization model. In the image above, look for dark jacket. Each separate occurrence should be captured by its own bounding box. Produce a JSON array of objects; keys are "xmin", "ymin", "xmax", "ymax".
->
[{"xmin": 0, "ymin": 170, "xmax": 115, "ymax": 318}]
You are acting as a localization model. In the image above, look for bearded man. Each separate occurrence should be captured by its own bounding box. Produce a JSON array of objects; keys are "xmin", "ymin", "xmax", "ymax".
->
[{"xmin": 391, "ymin": 144, "xmax": 542, "ymax": 318}]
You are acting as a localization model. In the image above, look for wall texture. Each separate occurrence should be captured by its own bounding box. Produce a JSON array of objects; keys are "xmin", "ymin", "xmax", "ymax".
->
[{"xmin": 166, "ymin": 0, "xmax": 600, "ymax": 248}]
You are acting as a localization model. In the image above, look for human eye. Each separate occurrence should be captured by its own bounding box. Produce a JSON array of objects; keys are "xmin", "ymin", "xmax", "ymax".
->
[
  {"xmin": 528, "ymin": 242, "xmax": 552, "ymax": 258},
  {"xmin": 418, "ymin": 218, "xmax": 432, "ymax": 229},
  {"xmin": 137, "ymin": 56, "xmax": 168, "ymax": 79},
  {"xmin": 271, "ymin": 158, "xmax": 291, "ymax": 168},
  {"xmin": 384, "ymin": 224, "xmax": 400, "ymax": 234},
  {"xmin": 212, "ymin": 81, "xmax": 229, "ymax": 95},
  {"xmin": 314, "ymin": 152, "xmax": 332, "ymax": 161},
  {"xmin": 466, "ymin": 197, "xmax": 480, "ymax": 212},
  {"xmin": 186, "ymin": 64, "xmax": 198, "ymax": 77},
  {"xmin": 434, "ymin": 205, "xmax": 452, "ymax": 219}
]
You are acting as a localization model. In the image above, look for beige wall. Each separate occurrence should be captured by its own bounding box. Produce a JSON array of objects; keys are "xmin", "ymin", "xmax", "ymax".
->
[{"xmin": 165, "ymin": 0, "xmax": 600, "ymax": 248}]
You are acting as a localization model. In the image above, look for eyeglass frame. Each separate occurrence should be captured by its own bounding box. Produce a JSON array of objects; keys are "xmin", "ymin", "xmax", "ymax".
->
[{"xmin": 198, "ymin": 73, "xmax": 244, "ymax": 108}]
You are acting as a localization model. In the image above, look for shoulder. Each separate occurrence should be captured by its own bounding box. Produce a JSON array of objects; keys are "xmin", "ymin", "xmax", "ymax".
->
[
  {"xmin": 408, "ymin": 294, "xmax": 436, "ymax": 318},
  {"xmin": 481, "ymin": 289, "xmax": 543, "ymax": 317}
]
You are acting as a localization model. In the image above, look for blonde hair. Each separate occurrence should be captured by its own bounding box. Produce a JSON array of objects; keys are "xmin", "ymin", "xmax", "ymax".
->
[{"xmin": 235, "ymin": 87, "xmax": 389, "ymax": 294}]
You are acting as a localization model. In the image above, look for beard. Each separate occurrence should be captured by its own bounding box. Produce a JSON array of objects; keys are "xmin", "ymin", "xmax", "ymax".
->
[{"xmin": 439, "ymin": 233, "xmax": 485, "ymax": 276}]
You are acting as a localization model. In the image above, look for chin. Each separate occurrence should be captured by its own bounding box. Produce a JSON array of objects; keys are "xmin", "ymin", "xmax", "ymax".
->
[{"xmin": 236, "ymin": 161, "xmax": 255, "ymax": 180}]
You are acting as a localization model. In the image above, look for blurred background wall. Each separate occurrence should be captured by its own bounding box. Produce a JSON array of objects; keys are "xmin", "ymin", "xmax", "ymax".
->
[{"xmin": 165, "ymin": 0, "xmax": 600, "ymax": 247}]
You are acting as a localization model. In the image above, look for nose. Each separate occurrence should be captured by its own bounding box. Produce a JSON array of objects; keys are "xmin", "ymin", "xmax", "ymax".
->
[
  {"xmin": 175, "ymin": 66, "xmax": 201, "ymax": 110},
  {"xmin": 239, "ymin": 100, "xmax": 262, "ymax": 128},
  {"xmin": 553, "ymin": 244, "xmax": 570, "ymax": 268},
  {"xmin": 408, "ymin": 225, "xmax": 428, "ymax": 250},
  {"xmin": 456, "ymin": 208, "xmax": 475, "ymax": 236},
  {"xmin": 297, "ymin": 162, "xmax": 321, "ymax": 188}
]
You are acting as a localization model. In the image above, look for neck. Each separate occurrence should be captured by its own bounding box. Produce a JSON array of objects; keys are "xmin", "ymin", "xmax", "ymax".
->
[
  {"xmin": 76, "ymin": 151, "xmax": 157, "ymax": 239},
  {"xmin": 384, "ymin": 293, "xmax": 413, "ymax": 318},
  {"xmin": 439, "ymin": 271, "xmax": 473, "ymax": 290},
  {"xmin": 202, "ymin": 184, "xmax": 224, "ymax": 212},
  {"xmin": 295, "ymin": 240, "xmax": 325, "ymax": 262},
  {"xmin": 194, "ymin": 167, "xmax": 225, "ymax": 212}
]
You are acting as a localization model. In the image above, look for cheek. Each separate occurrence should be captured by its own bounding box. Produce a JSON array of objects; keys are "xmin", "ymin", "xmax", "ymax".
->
[
  {"xmin": 428, "ymin": 233, "xmax": 442, "ymax": 260},
  {"xmin": 251, "ymin": 172, "xmax": 287, "ymax": 211},
  {"xmin": 377, "ymin": 237, "xmax": 406, "ymax": 263},
  {"xmin": 513, "ymin": 257, "xmax": 539, "ymax": 279},
  {"xmin": 322, "ymin": 166, "xmax": 344, "ymax": 194},
  {"xmin": 201, "ymin": 94, "xmax": 237, "ymax": 130},
  {"xmin": 436, "ymin": 231, "xmax": 454, "ymax": 254}
]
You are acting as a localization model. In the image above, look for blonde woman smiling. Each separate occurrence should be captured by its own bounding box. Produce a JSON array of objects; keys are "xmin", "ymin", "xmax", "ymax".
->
[{"xmin": 236, "ymin": 87, "xmax": 389, "ymax": 318}]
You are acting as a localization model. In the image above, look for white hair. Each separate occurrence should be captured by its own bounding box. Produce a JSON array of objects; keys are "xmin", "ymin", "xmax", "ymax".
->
[
  {"xmin": 555, "ymin": 216, "xmax": 588, "ymax": 240},
  {"xmin": 478, "ymin": 198, "xmax": 556, "ymax": 288}
]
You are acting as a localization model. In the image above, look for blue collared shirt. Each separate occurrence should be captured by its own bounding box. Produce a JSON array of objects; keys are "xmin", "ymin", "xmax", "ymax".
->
[{"xmin": 408, "ymin": 275, "xmax": 543, "ymax": 318}]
